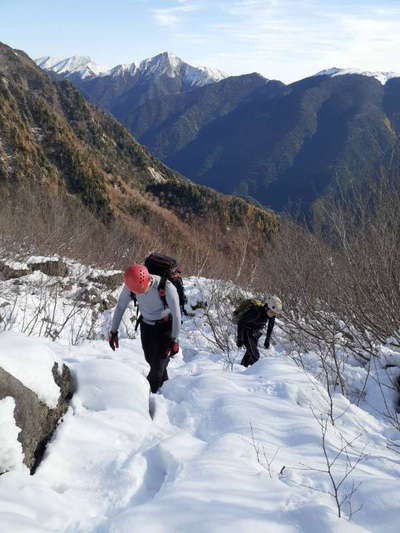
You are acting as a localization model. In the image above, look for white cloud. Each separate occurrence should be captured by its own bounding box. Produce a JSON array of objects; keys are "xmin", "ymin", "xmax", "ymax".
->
[
  {"xmin": 152, "ymin": 1, "xmax": 199, "ymax": 28},
  {"xmin": 148, "ymin": 0, "xmax": 400, "ymax": 82}
]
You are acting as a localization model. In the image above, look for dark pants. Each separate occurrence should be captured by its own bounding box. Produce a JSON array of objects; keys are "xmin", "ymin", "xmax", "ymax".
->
[
  {"xmin": 140, "ymin": 318, "xmax": 172, "ymax": 393},
  {"xmin": 240, "ymin": 328, "xmax": 261, "ymax": 367}
]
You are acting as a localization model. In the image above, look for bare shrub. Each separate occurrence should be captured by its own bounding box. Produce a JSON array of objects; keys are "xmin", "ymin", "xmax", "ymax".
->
[{"xmin": 193, "ymin": 280, "xmax": 247, "ymax": 368}]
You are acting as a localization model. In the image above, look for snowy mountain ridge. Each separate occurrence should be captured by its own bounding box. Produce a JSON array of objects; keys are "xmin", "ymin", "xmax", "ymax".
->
[
  {"xmin": 35, "ymin": 51, "xmax": 227, "ymax": 86},
  {"xmin": 315, "ymin": 67, "xmax": 400, "ymax": 84},
  {"xmin": 36, "ymin": 55, "xmax": 400, "ymax": 86}
]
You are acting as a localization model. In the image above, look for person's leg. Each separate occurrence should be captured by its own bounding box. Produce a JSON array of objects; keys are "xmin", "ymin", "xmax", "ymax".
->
[
  {"xmin": 159, "ymin": 320, "xmax": 173, "ymax": 386},
  {"xmin": 241, "ymin": 329, "xmax": 252, "ymax": 367},
  {"xmin": 247, "ymin": 334, "xmax": 260, "ymax": 366},
  {"xmin": 241, "ymin": 329, "xmax": 260, "ymax": 367},
  {"xmin": 141, "ymin": 322, "xmax": 169, "ymax": 393}
]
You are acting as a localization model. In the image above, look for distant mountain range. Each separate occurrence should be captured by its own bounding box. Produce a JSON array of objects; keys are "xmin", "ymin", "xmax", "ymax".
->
[
  {"xmin": 37, "ymin": 53, "xmax": 400, "ymax": 213},
  {"xmin": 36, "ymin": 52, "xmax": 227, "ymax": 86}
]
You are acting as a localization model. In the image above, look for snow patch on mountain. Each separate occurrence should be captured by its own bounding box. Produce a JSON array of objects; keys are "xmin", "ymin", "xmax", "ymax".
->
[
  {"xmin": 36, "ymin": 55, "xmax": 109, "ymax": 79},
  {"xmin": 109, "ymin": 63, "xmax": 137, "ymax": 77},
  {"xmin": 315, "ymin": 67, "xmax": 400, "ymax": 85}
]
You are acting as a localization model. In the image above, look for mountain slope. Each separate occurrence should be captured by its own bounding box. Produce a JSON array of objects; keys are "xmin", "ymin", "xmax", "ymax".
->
[
  {"xmin": 0, "ymin": 42, "xmax": 277, "ymax": 271},
  {"xmin": 130, "ymin": 74, "xmax": 283, "ymax": 161},
  {"xmin": 167, "ymin": 73, "xmax": 399, "ymax": 210}
]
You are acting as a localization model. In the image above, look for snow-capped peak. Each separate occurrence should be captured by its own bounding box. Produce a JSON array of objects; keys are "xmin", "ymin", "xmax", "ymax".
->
[
  {"xmin": 35, "ymin": 55, "xmax": 109, "ymax": 79},
  {"xmin": 139, "ymin": 51, "xmax": 180, "ymax": 73},
  {"xmin": 35, "ymin": 56, "xmax": 63, "ymax": 70},
  {"xmin": 138, "ymin": 51, "xmax": 227, "ymax": 86},
  {"xmin": 315, "ymin": 67, "xmax": 400, "ymax": 85}
]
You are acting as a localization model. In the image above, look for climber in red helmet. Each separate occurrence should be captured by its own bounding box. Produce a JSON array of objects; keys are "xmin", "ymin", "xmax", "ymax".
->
[{"xmin": 108, "ymin": 264, "xmax": 181, "ymax": 393}]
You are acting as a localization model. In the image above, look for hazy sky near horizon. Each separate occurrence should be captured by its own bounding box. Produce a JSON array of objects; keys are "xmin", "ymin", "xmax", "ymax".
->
[{"xmin": 1, "ymin": 0, "xmax": 400, "ymax": 83}]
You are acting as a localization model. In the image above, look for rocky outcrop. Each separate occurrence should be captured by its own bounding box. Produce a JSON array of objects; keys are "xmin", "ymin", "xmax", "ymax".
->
[
  {"xmin": 0, "ymin": 261, "xmax": 31, "ymax": 280},
  {"xmin": 0, "ymin": 258, "xmax": 69, "ymax": 280},
  {"xmin": 0, "ymin": 362, "xmax": 74, "ymax": 474},
  {"xmin": 29, "ymin": 258, "xmax": 69, "ymax": 277}
]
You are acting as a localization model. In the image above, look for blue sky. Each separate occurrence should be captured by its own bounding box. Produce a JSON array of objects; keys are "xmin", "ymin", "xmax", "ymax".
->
[{"xmin": 1, "ymin": 0, "xmax": 400, "ymax": 82}]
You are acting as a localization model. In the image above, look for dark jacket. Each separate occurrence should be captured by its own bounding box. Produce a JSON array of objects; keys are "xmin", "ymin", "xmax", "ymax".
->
[{"xmin": 237, "ymin": 306, "xmax": 275, "ymax": 345}]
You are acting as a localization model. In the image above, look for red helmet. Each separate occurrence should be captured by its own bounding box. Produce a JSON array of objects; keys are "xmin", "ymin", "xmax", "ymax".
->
[{"xmin": 124, "ymin": 264, "xmax": 151, "ymax": 294}]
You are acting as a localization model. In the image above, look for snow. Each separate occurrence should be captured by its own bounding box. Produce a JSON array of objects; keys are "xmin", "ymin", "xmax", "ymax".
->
[
  {"xmin": 26, "ymin": 255, "xmax": 60, "ymax": 264},
  {"xmin": 0, "ymin": 258, "xmax": 399, "ymax": 532},
  {"xmin": 0, "ymin": 332, "xmax": 62, "ymax": 408},
  {"xmin": 35, "ymin": 56, "xmax": 109, "ymax": 79},
  {"xmin": 109, "ymin": 63, "xmax": 137, "ymax": 77},
  {"xmin": 315, "ymin": 67, "xmax": 400, "ymax": 85},
  {"xmin": 147, "ymin": 166, "xmax": 167, "ymax": 183},
  {"xmin": 0, "ymin": 397, "xmax": 24, "ymax": 473},
  {"xmin": 35, "ymin": 56, "xmax": 63, "ymax": 70}
]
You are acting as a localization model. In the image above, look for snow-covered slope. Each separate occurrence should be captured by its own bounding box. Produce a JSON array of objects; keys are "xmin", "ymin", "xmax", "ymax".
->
[
  {"xmin": 315, "ymin": 67, "xmax": 400, "ymax": 85},
  {"xmin": 0, "ymin": 257, "xmax": 399, "ymax": 532},
  {"xmin": 36, "ymin": 55, "xmax": 109, "ymax": 79},
  {"xmin": 35, "ymin": 51, "xmax": 227, "ymax": 86}
]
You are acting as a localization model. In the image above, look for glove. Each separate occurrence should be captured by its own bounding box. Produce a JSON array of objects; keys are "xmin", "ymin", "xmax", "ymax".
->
[
  {"xmin": 109, "ymin": 330, "xmax": 119, "ymax": 351},
  {"xmin": 236, "ymin": 338, "xmax": 244, "ymax": 348},
  {"xmin": 170, "ymin": 339, "xmax": 180, "ymax": 356},
  {"xmin": 264, "ymin": 338, "xmax": 270, "ymax": 349}
]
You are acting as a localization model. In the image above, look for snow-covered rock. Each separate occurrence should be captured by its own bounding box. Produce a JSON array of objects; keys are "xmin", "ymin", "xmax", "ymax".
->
[{"xmin": 0, "ymin": 332, "xmax": 73, "ymax": 473}]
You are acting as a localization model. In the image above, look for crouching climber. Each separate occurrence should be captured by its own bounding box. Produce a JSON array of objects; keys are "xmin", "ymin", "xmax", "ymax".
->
[
  {"xmin": 108, "ymin": 264, "xmax": 181, "ymax": 393},
  {"xmin": 233, "ymin": 295, "xmax": 282, "ymax": 367}
]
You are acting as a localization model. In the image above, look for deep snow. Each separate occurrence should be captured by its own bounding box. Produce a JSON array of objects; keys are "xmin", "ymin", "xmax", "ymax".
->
[{"xmin": 0, "ymin": 262, "xmax": 399, "ymax": 532}]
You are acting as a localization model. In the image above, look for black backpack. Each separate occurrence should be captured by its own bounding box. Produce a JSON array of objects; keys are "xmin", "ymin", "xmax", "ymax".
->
[
  {"xmin": 130, "ymin": 253, "xmax": 186, "ymax": 310},
  {"xmin": 146, "ymin": 253, "xmax": 185, "ymax": 307}
]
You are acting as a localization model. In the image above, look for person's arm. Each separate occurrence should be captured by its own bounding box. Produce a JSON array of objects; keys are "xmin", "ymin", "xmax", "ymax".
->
[
  {"xmin": 264, "ymin": 316, "xmax": 275, "ymax": 348},
  {"xmin": 165, "ymin": 281, "xmax": 181, "ymax": 339},
  {"xmin": 111, "ymin": 286, "xmax": 132, "ymax": 332}
]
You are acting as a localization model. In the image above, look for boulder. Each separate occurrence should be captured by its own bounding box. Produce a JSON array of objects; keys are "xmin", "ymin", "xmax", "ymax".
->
[
  {"xmin": 29, "ymin": 259, "xmax": 68, "ymax": 277},
  {"xmin": 0, "ymin": 261, "xmax": 31, "ymax": 280},
  {"xmin": 0, "ymin": 362, "xmax": 74, "ymax": 474}
]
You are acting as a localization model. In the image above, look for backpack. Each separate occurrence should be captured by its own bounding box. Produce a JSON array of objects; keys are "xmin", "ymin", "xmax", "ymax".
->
[
  {"xmin": 131, "ymin": 253, "xmax": 186, "ymax": 331},
  {"xmin": 232, "ymin": 298, "xmax": 264, "ymax": 324},
  {"xmin": 144, "ymin": 253, "xmax": 186, "ymax": 309}
]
